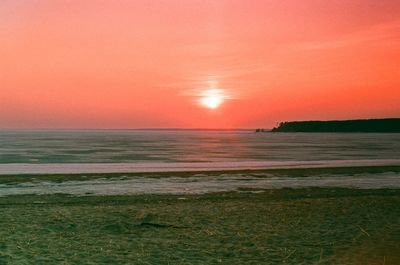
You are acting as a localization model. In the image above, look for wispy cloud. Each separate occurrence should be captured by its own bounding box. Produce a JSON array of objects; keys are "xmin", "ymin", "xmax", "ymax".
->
[{"xmin": 293, "ymin": 20, "xmax": 400, "ymax": 50}]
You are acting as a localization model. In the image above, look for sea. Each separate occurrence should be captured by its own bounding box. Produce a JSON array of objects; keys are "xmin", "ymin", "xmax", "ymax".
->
[{"xmin": 1, "ymin": 130, "xmax": 400, "ymax": 196}]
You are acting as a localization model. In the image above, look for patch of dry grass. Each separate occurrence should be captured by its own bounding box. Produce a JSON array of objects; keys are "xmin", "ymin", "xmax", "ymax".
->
[{"xmin": 0, "ymin": 188, "xmax": 399, "ymax": 264}]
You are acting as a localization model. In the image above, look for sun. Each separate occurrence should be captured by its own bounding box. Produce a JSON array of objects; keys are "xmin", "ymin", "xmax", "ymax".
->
[{"xmin": 198, "ymin": 89, "xmax": 226, "ymax": 109}]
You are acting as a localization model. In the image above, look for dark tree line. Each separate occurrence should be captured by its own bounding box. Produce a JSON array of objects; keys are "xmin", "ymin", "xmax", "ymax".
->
[{"xmin": 271, "ymin": 118, "xmax": 400, "ymax": 132}]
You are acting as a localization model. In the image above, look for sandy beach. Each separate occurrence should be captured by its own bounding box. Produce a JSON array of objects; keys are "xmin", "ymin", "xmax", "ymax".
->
[{"xmin": 0, "ymin": 166, "xmax": 399, "ymax": 264}]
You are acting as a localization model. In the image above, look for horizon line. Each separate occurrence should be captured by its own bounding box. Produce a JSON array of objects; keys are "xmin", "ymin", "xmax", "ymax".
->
[{"xmin": 0, "ymin": 127, "xmax": 264, "ymax": 131}]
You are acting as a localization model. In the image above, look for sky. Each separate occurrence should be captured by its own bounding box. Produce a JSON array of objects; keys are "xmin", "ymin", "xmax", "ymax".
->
[{"xmin": 1, "ymin": 0, "xmax": 399, "ymax": 129}]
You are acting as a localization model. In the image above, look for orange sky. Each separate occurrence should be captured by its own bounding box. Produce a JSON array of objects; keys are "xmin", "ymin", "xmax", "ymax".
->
[{"xmin": 1, "ymin": 0, "xmax": 399, "ymax": 129}]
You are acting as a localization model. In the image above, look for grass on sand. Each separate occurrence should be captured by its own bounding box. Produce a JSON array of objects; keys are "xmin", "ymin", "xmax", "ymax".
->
[{"xmin": 0, "ymin": 187, "xmax": 399, "ymax": 264}]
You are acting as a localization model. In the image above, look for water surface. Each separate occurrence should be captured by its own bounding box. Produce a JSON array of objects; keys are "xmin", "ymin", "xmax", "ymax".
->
[{"xmin": 1, "ymin": 130, "xmax": 400, "ymax": 174}]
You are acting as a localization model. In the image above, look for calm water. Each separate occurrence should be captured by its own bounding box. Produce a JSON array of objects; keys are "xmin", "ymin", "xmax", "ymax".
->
[
  {"xmin": 1, "ymin": 130, "xmax": 400, "ymax": 195},
  {"xmin": 0, "ymin": 130, "xmax": 400, "ymax": 174},
  {"xmin": 1, "ymin": 130, "xmax": 400, "ymax": 163}
]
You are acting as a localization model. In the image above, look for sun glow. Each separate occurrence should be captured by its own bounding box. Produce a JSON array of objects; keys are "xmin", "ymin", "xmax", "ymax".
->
[{"xmin": 198, "ymin": 89, "xmax": 226, "ymax": 109}]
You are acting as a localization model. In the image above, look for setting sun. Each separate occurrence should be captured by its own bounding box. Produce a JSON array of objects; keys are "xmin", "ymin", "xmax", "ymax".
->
[
  {"xmin": 1, "ymin": 1, "xmax": 399, "ymax": 128},
  {"xmin": 198, "ymin": 89, "xmax": 227, "ymax": 109},
  {"xmin": 1, "ymin": 1, "xmax": 400, "ymax": 263}
]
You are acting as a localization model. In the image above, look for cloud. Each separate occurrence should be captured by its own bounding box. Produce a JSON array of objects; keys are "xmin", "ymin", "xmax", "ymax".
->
[{"xmin": 293, "ymin": 20, "xmax": 400, "ymax": 50}]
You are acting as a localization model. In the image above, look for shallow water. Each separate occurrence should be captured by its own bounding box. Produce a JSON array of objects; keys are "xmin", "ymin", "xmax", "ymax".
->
[{"xmin": 1, "ymin": 172, "xmax": 400, "ymax": 196}]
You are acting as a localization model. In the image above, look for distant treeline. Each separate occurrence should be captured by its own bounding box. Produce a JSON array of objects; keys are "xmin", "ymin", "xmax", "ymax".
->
[{"xmin": 271, "ymin": 118, "xmax": 400, "ymax": 132}]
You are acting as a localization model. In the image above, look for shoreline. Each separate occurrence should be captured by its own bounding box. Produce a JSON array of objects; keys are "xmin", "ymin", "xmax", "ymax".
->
[
  {"xmin": 1, "ymin": 166, "xmax": 399, "ymax": 263},
  {"xmin": 1, "ymin": 163, "xmax": 400, "ymax": 179},
  {"xmin": 1, "ymin": 165, "xmax": 400, "ymax": 197},
  {"xmin": 1, "ymin": 159, "xmax": 400, "ymax": 175}
]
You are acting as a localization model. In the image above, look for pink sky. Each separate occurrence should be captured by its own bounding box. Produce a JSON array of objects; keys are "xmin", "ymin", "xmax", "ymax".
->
[{"xmin": 1, "ymin": 0, "xmax": 399, "ymax": 128}]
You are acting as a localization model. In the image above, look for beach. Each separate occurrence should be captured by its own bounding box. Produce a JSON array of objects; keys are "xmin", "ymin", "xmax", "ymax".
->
[
  {"xmin": 1, "ymin": 131, "xmax": 400, "ymax": 264},
  {"xmin": 1, "ymin": 166, "xmax": 400, "ymax": 264}
]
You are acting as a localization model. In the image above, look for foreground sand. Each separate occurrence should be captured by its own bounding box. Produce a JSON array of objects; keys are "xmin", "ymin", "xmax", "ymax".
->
[{"xmin": 0, "ymin": 167, "xmax": 399, "ymax": 264}]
